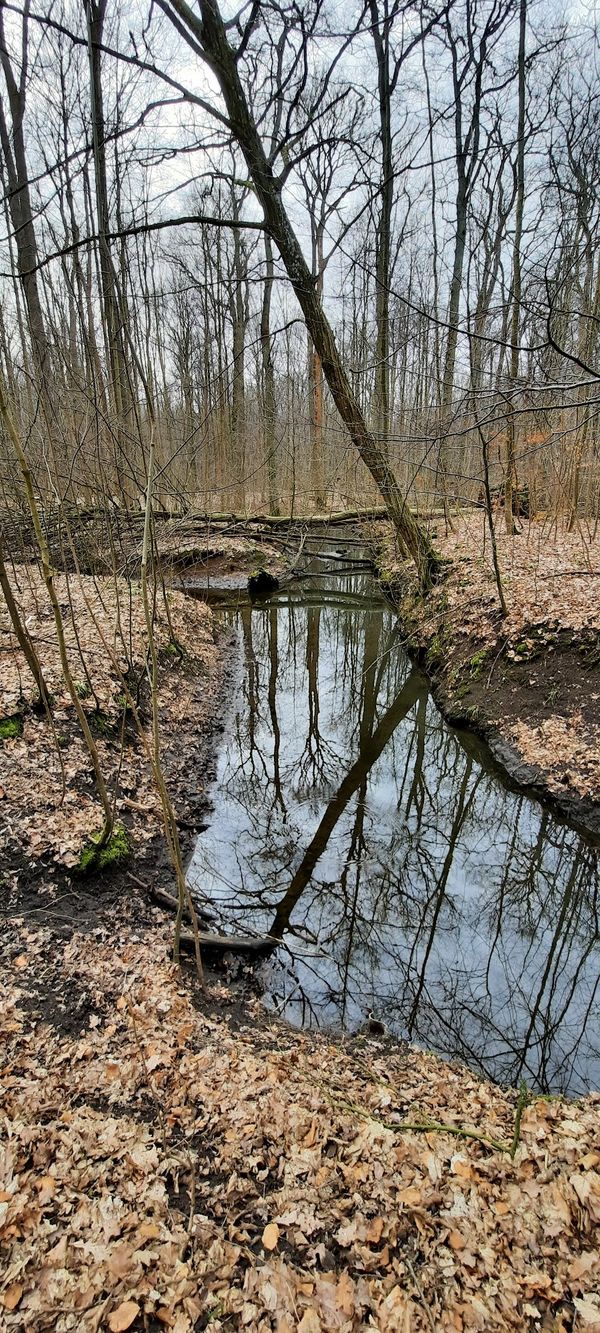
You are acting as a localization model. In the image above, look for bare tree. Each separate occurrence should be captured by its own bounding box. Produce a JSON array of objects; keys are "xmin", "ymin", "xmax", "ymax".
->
[{"xmin": 157, "ymin": 0, "xmax": 441, "ymax": 585}]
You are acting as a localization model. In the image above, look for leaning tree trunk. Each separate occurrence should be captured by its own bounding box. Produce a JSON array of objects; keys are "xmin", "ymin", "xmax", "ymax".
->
[{"xmin": 161, "ymin": 0, "xmax": 441, "ymax": 588}]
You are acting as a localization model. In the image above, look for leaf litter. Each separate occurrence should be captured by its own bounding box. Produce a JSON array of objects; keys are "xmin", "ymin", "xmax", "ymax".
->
[
  {"xmin": 1, "ymin": 912, "xmax": 599, "ymax": 1332},
  {"xmin": 1, "ymin": 535, "xmax": 600, "ymax": 1331},
  {"xmin": 0, "ymin": 565, "xmax": 218, "ymax": 868}
]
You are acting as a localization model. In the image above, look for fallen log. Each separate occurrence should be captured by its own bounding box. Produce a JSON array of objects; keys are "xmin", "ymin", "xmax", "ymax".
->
[
  {"xmin": 149, "ymin": 882, "xmax": 216, "ymax": 926},
  {"xmin": 150, "ymin": 885, "xmax": 274, "ymax": 959},
  {"xmin": 178, "ymin": 928, "xmax": 276, "ymax": 958},
  {"xmin": 149, "ymin": 884, "xmax": 275, "ymax": 957}
]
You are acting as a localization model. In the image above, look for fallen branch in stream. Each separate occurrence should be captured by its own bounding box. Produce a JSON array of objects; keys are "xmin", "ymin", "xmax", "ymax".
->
[
  {"xmin": 149, "ymin": 884, "xmax": 275, "ymax": 958},
  {"xmin": 177, "ymin": 927, "xmax": 275, "ymax": 958}
]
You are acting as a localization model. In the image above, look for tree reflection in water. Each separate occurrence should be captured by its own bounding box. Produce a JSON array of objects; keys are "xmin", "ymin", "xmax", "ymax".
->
[{"xmin": 187, "ymin": 557, "xmax": 600, "ymax": 1096}]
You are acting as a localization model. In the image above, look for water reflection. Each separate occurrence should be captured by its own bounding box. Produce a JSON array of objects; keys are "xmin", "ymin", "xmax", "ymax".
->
[{"xmin": 188, "ymin": 556, "xmax": 600, "ymax": 1096}]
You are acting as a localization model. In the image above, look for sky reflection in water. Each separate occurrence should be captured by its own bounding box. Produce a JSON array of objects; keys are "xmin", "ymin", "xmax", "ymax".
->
[{"xmin": 188, "ymin": 556, "xmax": 600, "ymax": 1095}]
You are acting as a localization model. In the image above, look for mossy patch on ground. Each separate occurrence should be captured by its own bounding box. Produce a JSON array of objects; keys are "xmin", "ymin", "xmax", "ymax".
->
[
  {"xmin": 0, "ymin": 714, "xmax": 23, "ymax": 741},
  {"xmin": 78, "ymin": 823, "xmax": 129, "ymax": 874}
]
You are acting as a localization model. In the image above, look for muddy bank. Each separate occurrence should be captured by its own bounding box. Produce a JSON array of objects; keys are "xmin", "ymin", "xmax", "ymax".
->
[{"xmin": 371, "ymin": 515, "xmax": 600, "ymax": 841}]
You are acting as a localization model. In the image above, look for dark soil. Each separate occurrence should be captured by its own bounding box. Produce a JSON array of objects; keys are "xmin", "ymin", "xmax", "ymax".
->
[{"xmin": 397, "ymin": 622, "xmax": 600, "ymax": 842}]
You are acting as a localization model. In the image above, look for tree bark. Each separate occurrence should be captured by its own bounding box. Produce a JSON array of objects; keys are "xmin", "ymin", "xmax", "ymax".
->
[
  {"xmin": 505, "ymin": 0, "xmax": 526, "ymax": 533},
  {"xmin": 0, "ymin": 2, "xmax": 51, "ymax": 394},
  {"xmin": 84, "ymin": 0, "xmax": 132, "ymax": 434},
  {"xmin": 369, "ymin": 0, "xmax": 393, "ymax": 450},
  {"xmin": 260, "ymin": 234, "xmax": 279, "ymax": 514}
]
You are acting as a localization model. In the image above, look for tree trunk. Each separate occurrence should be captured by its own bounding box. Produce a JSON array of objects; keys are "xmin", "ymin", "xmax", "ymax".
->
[
  {"xmin": 505, "ymin": 0, "xmax": 527, "ymax": 533},
  {"xmin": 84, "ymin": 0, "xmax": 132, "ymax": 436},
  {"xmin": 369, "ymin": 0, "xmax": 393, "ymax": 450},
  {"xmin": 0, "ymin": 4, "xmax": 51, "ymax": 395},
  {"xmin": 163, "ymin": 0, "xmax": 441, "ymax": 587},
  {"xmin": 260, "ymin": 234, "xmax": 279, "ymax": 514}
]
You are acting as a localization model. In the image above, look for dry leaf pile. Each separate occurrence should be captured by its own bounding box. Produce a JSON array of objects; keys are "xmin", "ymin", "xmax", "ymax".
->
[
  {"xmin": 2, "ymin": 914, "xmax": 600, "ymax": 1332},
  {"xmin": 0, "ymin": 566, "xmax": 218, "ymax": 867},
  {"xmin": 380, "ymin": 515, "xmax": 600, "ymax": 806}
]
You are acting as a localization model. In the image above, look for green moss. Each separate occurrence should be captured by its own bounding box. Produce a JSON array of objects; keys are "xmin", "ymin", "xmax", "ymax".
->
[
  {"xmin": 78, "ymin": 823, "xmax": 129, "ymax": 874},
  {"xmin": 0, "ymin": 715, "xmax": 23, "ymax": 741},
  {"xmin": 426, "ymin": 631, "xmax": 447, "ymax": 668},
  {"xmin": 468, "ymin": 648, "xmax": 489, "ymax": 677}
]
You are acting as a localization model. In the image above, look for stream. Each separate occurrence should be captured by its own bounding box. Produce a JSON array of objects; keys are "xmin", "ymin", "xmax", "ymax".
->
[{"xmin": 186, "ymin": 542, "xmax": 600, "ymax": 1097}]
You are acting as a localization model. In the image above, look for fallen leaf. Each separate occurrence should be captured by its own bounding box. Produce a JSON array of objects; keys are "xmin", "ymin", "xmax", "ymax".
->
[
  {"xmin": 366, "ymin": 1216, "xmax": 384, "ymax": 1244},
  {"xmin": 298, "ymin": 1310, "xmax": 321, "ymax": 1333},
  {"xmin": 1, "ymin": 1284, "xmax": 23, "ymax": 1311},
  {"xmin": 569, "ymin": 1251, "xmax": 599, "ymax": 1283},
  {"xmin": 303, "ymin": 1117, "xmax": 319, "ymax": 1147},
  {"xmin": 108, "ymin": 1300, "xmax": 140, "ymax": 1331},
  {"xmin": 573, "ymin": 1297, "xmax": 600, "ymax": 1330},
  {"xmin": 261, "ymin": 1222, "xmax": 280, "ymax": 1250},
  {"xmin": 139, "ymin": 1221, "xmax": 161, "ymax": 1239}
]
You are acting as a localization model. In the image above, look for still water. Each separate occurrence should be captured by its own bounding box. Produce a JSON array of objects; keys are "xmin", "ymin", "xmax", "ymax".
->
[{"xmin": 187, "ymin": 548, "xmax": 600, "ymax": 1096}]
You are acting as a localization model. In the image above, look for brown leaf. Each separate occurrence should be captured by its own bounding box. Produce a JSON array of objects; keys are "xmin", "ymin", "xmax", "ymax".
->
[
  {"xmin": 572, "ymin": 1297, "xmax": 600, "ymax": 1330},
  {"xmin": 366, "ymin": 1216, "xmax": 384, "ymax": 1245},
  {"xmin": 571, "ymin": 1172, "xmax": 600, "ymax": 1222},
  {"xmin": 303, "ymin": 1117, "xmax": 319, "ymax": 1147},
  {"xmin": 261, "ymin": 1222, "xmax": 280, "ymax": 1250},
  {"xmin": 36, "ymin": 1174, "xmax": 56, "ymax": 1204},
  {"xmin": 298, "ymin": 1310, "xmax": 321, "ymax": 1333},
  {"xmin": 108, "ymin": 1300, "xmax": 140, "ymax": 1331},
  {"xmin": 336, "ymin": 1272, "xmax": 356, "ymax": 1316},
  {"xmin": 138, "ymin": 1221, "xmax": 161, "ymax": 1240},
  {"xmin": 1, "ymin": 1284, "xmax": 23, "ymax": 1311},
  {"xmin": 570, "ymin": 1251, "xmax": 599, "ymax": 1283}
]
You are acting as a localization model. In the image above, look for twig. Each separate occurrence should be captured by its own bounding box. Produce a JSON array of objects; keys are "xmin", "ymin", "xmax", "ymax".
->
[
  {"xmin": 126, "ymin": 870, "xmax": 149, "ymax": 889},
  {"xmin": 324, "ymin": 1089, "xmax": 512, "ymax": 1154},
  {"xmin": 405, "ymin": 1256, "xmax": 436, "ymax": 1332},
  {"xmin": 485, "ymin": 636, "xmax": 511, "ymax": 688},
  {"xmin": 510, "ymin": 1081, "xmax": 529, "ymax": 1159}
]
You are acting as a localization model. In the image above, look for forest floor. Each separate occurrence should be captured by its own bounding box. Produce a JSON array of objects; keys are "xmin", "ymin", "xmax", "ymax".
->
[
  {"xmin": 2, "ymin": 527, "xmax": 600, "ymax": 1332},
  {"xmin": 375, "ymin": 512, "xmax": 600, "ymax": 838},
  {"xmin": 3, "ymin": 907, "xmax": 600, "ymax": 1333}
]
